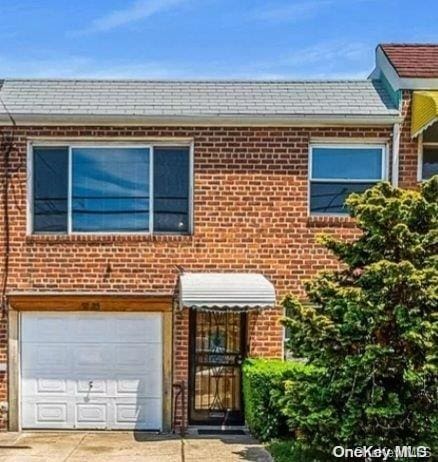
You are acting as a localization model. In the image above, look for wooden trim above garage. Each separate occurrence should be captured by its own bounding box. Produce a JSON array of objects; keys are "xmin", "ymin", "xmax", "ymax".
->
[{"xmin": 8, "ymin": 294, "xmax": 173, "ymax": 312}]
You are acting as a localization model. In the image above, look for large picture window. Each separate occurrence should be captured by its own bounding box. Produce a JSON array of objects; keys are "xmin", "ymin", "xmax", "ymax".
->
[
  {"xmin": 31, "ymin": 144, "xmax": 191, "ymax": 234},
  {"xmin": 309, "ymin": 144, "xmax": 386, "ymax": 215}
]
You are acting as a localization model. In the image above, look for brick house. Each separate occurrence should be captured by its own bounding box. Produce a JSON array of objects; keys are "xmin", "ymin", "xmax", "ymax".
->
[{"xmin": 0, "ymin": 43, "xmax": 436, "ymax": 432}]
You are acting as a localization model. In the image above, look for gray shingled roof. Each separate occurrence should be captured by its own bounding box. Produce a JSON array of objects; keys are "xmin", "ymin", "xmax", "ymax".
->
[{"xmin": 0, "ymin": 78, "xmax": 400, "ymax": 124}]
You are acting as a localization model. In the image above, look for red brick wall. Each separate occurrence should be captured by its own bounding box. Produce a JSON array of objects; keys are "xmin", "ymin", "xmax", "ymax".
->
[
  {"xmin": 399, "ymin": 91, "xmax": 420, "ymax": 188},
  {"xmin": 0, "ymin": 122, "xmax": 419, "ymax": 430},
  {"xmin": 173, "ymin": 309, "xmax": 189, "ymax": 430}
]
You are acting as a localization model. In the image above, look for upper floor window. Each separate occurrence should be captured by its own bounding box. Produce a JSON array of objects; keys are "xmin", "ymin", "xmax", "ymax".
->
[
  {"xmin": 420, "ymin": 124, "xmax": 438, "ymax": 181},
  {"xmin": 309, "ymin": 144, "xmax": 386, "ymax": 215},
  {"xmin": 31, "ymin": 144, "xmax": 191, "ymax": 234}
]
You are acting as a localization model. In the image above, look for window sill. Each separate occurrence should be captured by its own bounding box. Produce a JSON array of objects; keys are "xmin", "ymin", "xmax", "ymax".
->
[
  {"xmin": 26, "ymin": 233, "xmax": 194, "ymax": 244},
  {"xmin": 306, "ymin": 215, "xmax": 357, "ymax": 228}
]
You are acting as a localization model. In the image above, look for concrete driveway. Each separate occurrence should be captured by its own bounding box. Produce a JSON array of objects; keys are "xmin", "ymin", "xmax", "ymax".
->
[{"xmin": 0, "ymin": 431, "xmax": 272, "ymax": 462}]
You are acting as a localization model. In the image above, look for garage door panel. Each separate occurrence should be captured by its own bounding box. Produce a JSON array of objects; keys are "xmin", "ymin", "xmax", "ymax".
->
[
  {"xmin": 115, "ymin": 342, "xmax": 162, "ymax": 369},
  {"xmin": 21, "ymin": 312, "xmax": 163, "ymax": 430},
  {"xmin": 22, "ymin": 343, "xmax": 70, "ymax": 372},
  {"xmin": 76, "ymin": 377, "xmax": 108, "ymax": 394},
  {"xmin": 75, "ymin": 317, "xmax": 111, "ymax": 341},
  {"xmin": 22, "ymin": 316, "xmax": 67, "ymax": 342},
  {"xmin": 37, "ymin": 403, "xmax": 68, "ymax": 423},
  {"xmin": 76, "ymin": 403, "xmax": 107, "ymax": 426},
  {"xmin": 115, "ymin": 374, "xmax": 161, "ymax": 397},
  {"xmin": 22, "ymin": 376, "xmax": 68, "ymax": 396},
  {"xmin": 21, "ymin": 399, "xmax": 69, "ymax": 428},
  {"xmin": 115, "ymin": 344, "xmax": 152, "ymax": 368},
  {"xmin": 73, "ymin": 344, "xmax": 113, "ymax": 371},
  {"xmin": 115, "ymin": 316, "xmax": 161, "ymax": 343},
  {"xmin": 115, "ymin": 398, "xmax": 162, "ymax": 429}
]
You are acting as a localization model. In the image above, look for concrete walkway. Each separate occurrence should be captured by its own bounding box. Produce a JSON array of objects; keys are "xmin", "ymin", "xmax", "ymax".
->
[{"xmin": 0, "ymin": 431, "xmax": 272, "ymax": 462}]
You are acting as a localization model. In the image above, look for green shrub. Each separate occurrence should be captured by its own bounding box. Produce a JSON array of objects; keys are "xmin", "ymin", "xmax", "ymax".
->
[
  {"xmin": 242, "ymin": 358, "xmax": 316, "ymax": 441},
  {"xmin": 267, "ymin": 440, "xmax": 330, "ymax": 462},
  {"xmin": 282, "ymin": 177, "xmax": 438, "ymax": 450}
]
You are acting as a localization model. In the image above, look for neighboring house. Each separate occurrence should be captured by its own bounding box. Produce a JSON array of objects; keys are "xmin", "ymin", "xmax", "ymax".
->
[{"xmin": 0, "ymin": 43, "xmax": 436, "ymax": 432}]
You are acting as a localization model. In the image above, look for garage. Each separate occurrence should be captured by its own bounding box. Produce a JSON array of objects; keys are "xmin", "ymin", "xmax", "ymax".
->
[{"xmin": 20, "ymin": 312, "xmax": 163, "ymax": 430}]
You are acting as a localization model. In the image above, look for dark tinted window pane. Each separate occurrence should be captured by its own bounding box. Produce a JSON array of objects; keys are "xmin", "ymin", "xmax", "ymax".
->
[
  {"xmin": 422, "ymin": 147, "xmax": 438, "ymax": 180},
  {"xmin": 72, "ymin": 148, "xmax": 150, "ymax": 232},
  {"xmin": 423, "ymin": 123, "xmax": 438, "ymax": 142},
  {"xmin": 310, "ymin": 182, "xmax": 374, "ymax": 214},
  {"xmin": 33, "ymin": 147, "xmax": 68, "ymax": 232},
  {"xmin": 153, "ymin": 147, "xmax": 190, "ymax": 233},
  {"xmin": 312, "ymin": 147, "xmax": 382, "ymax": 180}
]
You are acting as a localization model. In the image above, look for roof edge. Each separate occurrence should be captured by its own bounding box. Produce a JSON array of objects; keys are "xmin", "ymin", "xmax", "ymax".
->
[
  {"xmin": 375, "ymin": 46, "xmax": 438, "ymax": 91},
  {"xmin": 0, "ymin": 113, "xmax": 402, "ymax": 127},
  {"xmin": 0, "ymin": 77, "xmax": 375, "ymax": 84},
  {"xmin": 377, "ymin": 44, "xmax": 438, "ymax": 85},
  {"xmin": 378, "ymin": 44, "xmax": 402, "ymax": 78}
]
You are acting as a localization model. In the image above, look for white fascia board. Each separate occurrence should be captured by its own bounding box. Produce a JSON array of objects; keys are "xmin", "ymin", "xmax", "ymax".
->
[
  {"xmin": 397, "ymin": 77, "xmax": 438, "ymax": 91},
  {"xmin": 375, "ymin": 47, "xmax": 403, "ymax": 91},
  {"xmin": 0, "ymin": 112, "xmax": 402, "ymax": 126}
]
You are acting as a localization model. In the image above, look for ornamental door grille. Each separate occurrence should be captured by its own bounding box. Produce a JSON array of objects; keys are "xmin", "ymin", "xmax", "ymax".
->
[{"xmin": 189, "ymin": 310, "xmax": 246, "ymax": 425}]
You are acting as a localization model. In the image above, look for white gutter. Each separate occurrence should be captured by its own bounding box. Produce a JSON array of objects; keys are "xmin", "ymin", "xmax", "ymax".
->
[
  {"xmin": 0, "ymin": 112, "xmax": 402, "ymax": 127},
  {"xmin": 391, "ymin": 122, "xmax": 401, "ymax": 186}
]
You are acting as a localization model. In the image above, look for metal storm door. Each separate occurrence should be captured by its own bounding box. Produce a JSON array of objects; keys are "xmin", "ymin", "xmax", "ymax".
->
[{"xmin": 189, "ymin": 310, "xmax": 246, "ymax": 425}]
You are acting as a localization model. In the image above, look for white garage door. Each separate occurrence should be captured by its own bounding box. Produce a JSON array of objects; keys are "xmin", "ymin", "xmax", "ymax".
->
[{"xmin": 21, "ymin": 312, "xmax": 163, "ymax": 430}]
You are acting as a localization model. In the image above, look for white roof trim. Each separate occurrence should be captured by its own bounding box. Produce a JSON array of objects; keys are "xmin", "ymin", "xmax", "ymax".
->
[
  {"xmin": 397, "ymin": 77, "xmax": 438, "ymax": 91},
  {"xmin": 0, "ymin": 113, "xmax": 402, "ymax": 126},
  {"xmin": 179, "ymin": 272, "xmax": 276, "ymax": 311},
  {"xmin": 374, "ymin": 47, "xmax": 403, "ymax": 91}
]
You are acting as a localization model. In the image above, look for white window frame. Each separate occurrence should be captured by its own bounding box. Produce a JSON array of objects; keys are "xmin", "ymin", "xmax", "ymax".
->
[
  {"xmin": 308, "ymin": 143, "xmax": 388, "ymax": 216},
  {"xmin": 418, "ymin": 134, "xmax": 438, "ymax": 182},
  {"xmin": 27, "ymin": 140, "xmax": 194, "ymax": 235}
]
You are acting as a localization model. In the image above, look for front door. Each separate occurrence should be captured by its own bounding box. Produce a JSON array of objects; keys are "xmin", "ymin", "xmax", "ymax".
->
[{"xmin": 189, "ymin": 310, "xmax": 246, "ymax": 425}]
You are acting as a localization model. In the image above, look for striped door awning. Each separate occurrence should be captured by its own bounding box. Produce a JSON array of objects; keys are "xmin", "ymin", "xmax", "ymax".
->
[
  {"xmin": 412, "ymin": 91, "xmax": 438, "ymax": 138},
  {"xmin": 179, "ymin": 273, "xmax": 276, "ymax": 311}
]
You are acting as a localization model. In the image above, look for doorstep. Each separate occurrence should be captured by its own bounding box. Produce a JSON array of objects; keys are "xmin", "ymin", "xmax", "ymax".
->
[{"xmin": 186, "ymin": 425, "xmax": 248, "ymax": 436}]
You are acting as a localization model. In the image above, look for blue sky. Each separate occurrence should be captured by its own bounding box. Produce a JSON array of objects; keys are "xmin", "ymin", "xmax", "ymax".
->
[{"xmin": 0, "ymin": 0, "xmax": 437, "ymax": 79}]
